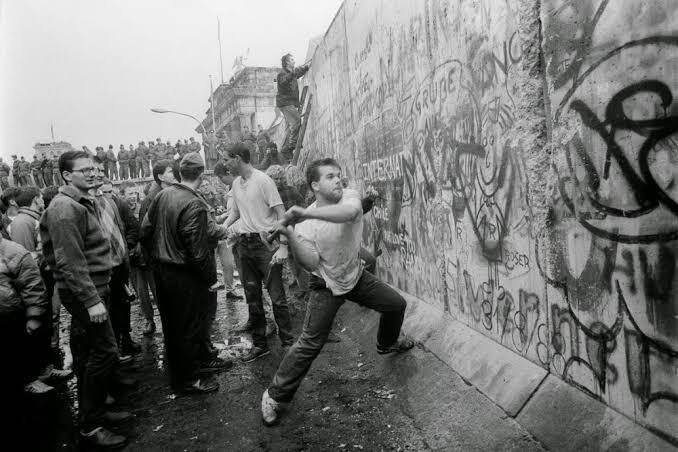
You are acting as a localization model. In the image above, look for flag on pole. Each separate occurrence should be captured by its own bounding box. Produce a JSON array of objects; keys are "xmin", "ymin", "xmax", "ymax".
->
[{"xmin": 50, "ymin": 123, "xmax": 55, "ymax": 142}]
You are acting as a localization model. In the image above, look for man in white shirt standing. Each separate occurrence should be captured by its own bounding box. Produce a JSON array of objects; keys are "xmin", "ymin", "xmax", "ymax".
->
[
  {"xmin": 223, "ymin": 143, "xmax": 293, "ymax": 362},
  {"xmin": 260, "ymin": 158, "xmax": 414, "ymax": 426}
]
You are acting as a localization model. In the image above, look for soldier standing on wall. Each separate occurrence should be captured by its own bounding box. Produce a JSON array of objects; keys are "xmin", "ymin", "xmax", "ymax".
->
[
  {"xmin": 42, "ymin": 156, "xmax": 53, "ymax": 187},
  {"xmin": 118, "ymin": 145, "xmax": 129, "ymax": 180},
  {"xmin": 51, "ymin": 153, "xmax": 62, "ymax": 186},
  {"xmin": 106, "ymin": 145, "xmax": 118, "ymax": 180},
  {"xmin": 11, "ymin": 155, "xmax": 20, "ymax": 187},
  {"xmin": 31, "ymin": 155, "xmax": 44, "ymax": 188},
  {"xmin": 128, "ymin": 144, "xmax": 137, "ymax": 179},
  {"xmin": 18, "ymin": 156, "xmax": 31, "ymax": 186},
  {"xmin": 136, "ymin": 142, "xmax": 148, "ymax": 178}
]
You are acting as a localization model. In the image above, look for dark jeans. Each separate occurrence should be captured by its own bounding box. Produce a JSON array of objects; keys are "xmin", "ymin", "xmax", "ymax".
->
[
  {"xmin": 109, "ymin": 263, "xmax": 131, "ymax": 345},
  {"xmin": 60, "ymin": 287, "xmax": 119, "ymax": 432},
  {"xmin": 237, "ymin": 237, "xmax": 293, "ymax": 348},
  {"xmin": 153, "ymin": 263, "xmax": 209, "ymax": 389},
  {"xmin": 131, "ymin": 265, "xmax": 156, "ymax": 322},
  {"xmin": 268, "ymin": 270, "xmax": 406, "ymax": 403},
  {"xmin": 280, "ymin": 105, "xmax": 301, "ymax": 157}
]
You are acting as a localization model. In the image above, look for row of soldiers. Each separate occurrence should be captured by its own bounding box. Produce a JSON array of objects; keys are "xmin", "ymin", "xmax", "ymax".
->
[
  {"xmin": 0, "ymin": 137, "xmax": 202, "ymax": 191},
  {"xmin": 93, "ymin": 137, "xmax": 201, "ymax": 181},
  {"xmin": 0, "ymin": 155, "xmax": 64, "ymax": 190}
]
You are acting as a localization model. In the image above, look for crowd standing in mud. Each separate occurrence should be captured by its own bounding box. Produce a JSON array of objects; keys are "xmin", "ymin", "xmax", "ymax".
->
[{"xmin": 0, "ymin": 53, "xmax": 413, "ymax": 450}]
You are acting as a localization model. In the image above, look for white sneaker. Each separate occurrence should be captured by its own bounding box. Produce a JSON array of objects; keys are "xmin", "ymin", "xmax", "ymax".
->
[
  {"xmin": 24, "ymin": 380, "xmax": 55, "ymax": 394},
  {"xmin": 261, "ymin": 389, "xmax": 283, "ymax": 426}
]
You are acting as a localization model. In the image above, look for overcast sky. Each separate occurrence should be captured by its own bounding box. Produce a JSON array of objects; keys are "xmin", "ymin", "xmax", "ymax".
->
[{"xmin": 0, "ymin": 0, "xmax": 341, "ymax": 160}]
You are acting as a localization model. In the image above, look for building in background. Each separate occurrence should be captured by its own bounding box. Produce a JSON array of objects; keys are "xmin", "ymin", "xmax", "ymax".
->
[
  {"xmin": 197, "ymin": 66, "xmax": 280, "ymax": 142},
  {"xmin": 33, "ymin": 141, "xmax": 75, "ymax": 159}
]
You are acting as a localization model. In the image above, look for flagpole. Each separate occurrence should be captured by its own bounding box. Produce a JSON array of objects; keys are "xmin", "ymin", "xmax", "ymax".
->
[
  {"xmin": 209, "ymin": 75, "xmax": 216, "ymax": 132},
  {"xmin": 50, "ymin": 123, "xmax": 55, "ymax": 142},
  {"xmin": 217, "ymin": 17, "xmax": 224, "ymax": 84}
]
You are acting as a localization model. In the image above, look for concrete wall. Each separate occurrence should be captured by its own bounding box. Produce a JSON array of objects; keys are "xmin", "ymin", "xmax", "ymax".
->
[{"xmin": 299, "ymin": 0, "xmax": 678, "ymax": 441}]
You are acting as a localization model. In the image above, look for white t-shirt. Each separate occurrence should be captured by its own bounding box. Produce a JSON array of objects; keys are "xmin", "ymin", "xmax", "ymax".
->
[
  {"xmin": 231, "ymin": 168, "xmax": 283, "ymax": 233},
  {"xmin": 295, "ymin": 189, "xmax": 363, "ymax": 295}
]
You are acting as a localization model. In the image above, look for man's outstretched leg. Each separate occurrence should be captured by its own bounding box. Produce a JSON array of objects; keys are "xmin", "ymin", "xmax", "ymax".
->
[{"xmin": 263, "ymin": 280, "xmax": 343, "ymax": 425}]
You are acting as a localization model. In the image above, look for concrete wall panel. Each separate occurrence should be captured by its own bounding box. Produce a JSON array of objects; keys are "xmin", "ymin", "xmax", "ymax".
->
[
  {"xmin": 541, "ymin": 0, "xmax": 678, "ymax": 440},
  {"xmin": 300, "ymin": 0, "xmax": 678, "ymax": 441}
]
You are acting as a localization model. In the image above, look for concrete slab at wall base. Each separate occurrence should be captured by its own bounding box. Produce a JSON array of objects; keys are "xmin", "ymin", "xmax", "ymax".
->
[
  {"xmin": 517, "ymin": 375, "xmax": 677, "ymax": 451},
  {"xmin": 338, "ymin": 295, "xmax": 677, "ymax": 451}
]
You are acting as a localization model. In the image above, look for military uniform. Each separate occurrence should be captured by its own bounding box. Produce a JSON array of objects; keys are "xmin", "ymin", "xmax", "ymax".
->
[
  {"xmin": 118, "ymin": 149, "xmax": 129, "ymax": 180},
  {"xmin": 128, "ymin": 147, "xmax": 137, "ymax": 179},
  {"xmin": 0, "ymin": 161, "xmax": 10, "ymax": 190},
  {"xmin": 106, "ymin": 148, "xmax": 118, "ymax": 180},
  {"xmin": 30, "ymin": 158, "xmax": 44, "ymax": 188},
  {"xmin": 51, "ymin": 157, "xmax": 62, "ymax": 186},
  {"xmin": 96, "ymin": 149, "xmax": 108, "ymax": 178},
  {"xmin": 18, "ymin": 159, "xmax": 31, "ymax": 186},
  {"xmin": 136, "ymin": 144, "xmax": 148, "ymax": 178},
  {"xmin": 42, "ymin": 158, "xmax": 53, "ymax": 186}
]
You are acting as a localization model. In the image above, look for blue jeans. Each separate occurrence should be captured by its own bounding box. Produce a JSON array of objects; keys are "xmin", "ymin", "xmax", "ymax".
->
[
  {"xmin": 268, "ymin": 270, "xmax": 406, "ymax": 402},
  {"xmin": 237, "ymin": 237, "xmax": 293, "ymax": 348}
]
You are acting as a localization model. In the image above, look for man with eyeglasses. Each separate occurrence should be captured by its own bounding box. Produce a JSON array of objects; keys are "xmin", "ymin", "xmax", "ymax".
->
[{"xmin": 40, "ymin": 151, "xmax": 128, "ymax": 449}]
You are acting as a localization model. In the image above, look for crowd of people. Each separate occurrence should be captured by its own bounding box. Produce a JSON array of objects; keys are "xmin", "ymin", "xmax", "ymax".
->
[{"xmin": 0, "ymin": 53, "xmax": 413, "ymax": 450}]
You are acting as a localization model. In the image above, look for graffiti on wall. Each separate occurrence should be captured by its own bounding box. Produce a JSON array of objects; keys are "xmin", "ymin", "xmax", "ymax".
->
[
  {"xmin": 543, "ymin": 0, "xmax": 678, "ymax": 438},
  {"xmin": 301, "ymin": 0, "xmax": 678, "ymax": 441}
]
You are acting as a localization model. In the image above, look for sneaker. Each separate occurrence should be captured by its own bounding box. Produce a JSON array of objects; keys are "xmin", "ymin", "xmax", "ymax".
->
[
  {"xmin": 377, "ymin": 338, "xmax": 416, "ymax": 355},
  {"xmin": 38, "ymin": 365, "xmax": 73, "ymax": 383},
  {"xmin": 142, "ymin": 320, "xmax": 156, "ymax": 336},
  {"xmin": 180, "ymin": 378, "xmax": 219, "ymax": 394},
  {"xmin": 24, "ymin": 380, "xmax": 55, "ymax": 394},
  {"xmin": 199, "ymin": 357, "xmax": 233, "ymax": 373},
  {"xmin": 80, "ymin": 427, "xmax": 127, "ymax": 449},
  {"xmin": 241, "ymin": 346, "xmax": 271, "ymax": 363},
  {"xmin": 225, "ymin": 291, "xmax": 243, "ymax": 301},
  {"xmin": 261, "ymin": 389, "xmax": 284, "ymax": 426},
  {"xmin": 102, "ymin": 411, "xmax": 134, "ymax": 426}
]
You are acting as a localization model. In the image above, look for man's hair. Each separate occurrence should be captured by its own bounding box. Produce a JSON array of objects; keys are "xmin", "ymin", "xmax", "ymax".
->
[
  {"xmin": 265, "ymin": 165, "xmax": 285, "ymax": 182},
  {"xmin": 152, "ymin": 159, "xmax": 176, "ymax": 185},
  {"xmin": 0, "ymin": 186, "xmax": 20, "ymax": 207},
  {"xmin": 179, "ymin": 164, "xmax": 204, "ymax": 183},
  {"xmin": 306, "ymin": 158, "xmax": 341, "ymax": 189},
  {"xmin": 42, "ymin": 185, "xmax": 59, "ymax": 208},
  {"xmin": 267, "ymin": 142, "xmax": 278, "ymax": 151},
  {"xmin": 15, "ymin": 186, "xmax": 41, "ymax": 207},
  {"xmin": 213, "ymin": 161, "xmax": 229, "ymax": 178},
  {"xmin": 59, "ymin": 150, "xmax": 90, "ymax": 182},
  {"xmin": 281, "ymin": 53, "xmax": 293, "ymax": 67},
  {"xmin": 228, "ymin": 142, "xmax": 250, "ymax": 164}
]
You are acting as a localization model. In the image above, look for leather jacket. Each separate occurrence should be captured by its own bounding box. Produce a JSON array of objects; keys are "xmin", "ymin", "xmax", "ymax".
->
[{"xmin": 140, "ymin": 183, "xmax": 216, "ymax": 285}]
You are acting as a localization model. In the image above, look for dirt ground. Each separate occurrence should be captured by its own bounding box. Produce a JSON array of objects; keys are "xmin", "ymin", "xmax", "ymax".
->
[{"xmin": 29, "ymin": 277, "xmax": 544, "ymax": 451}]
